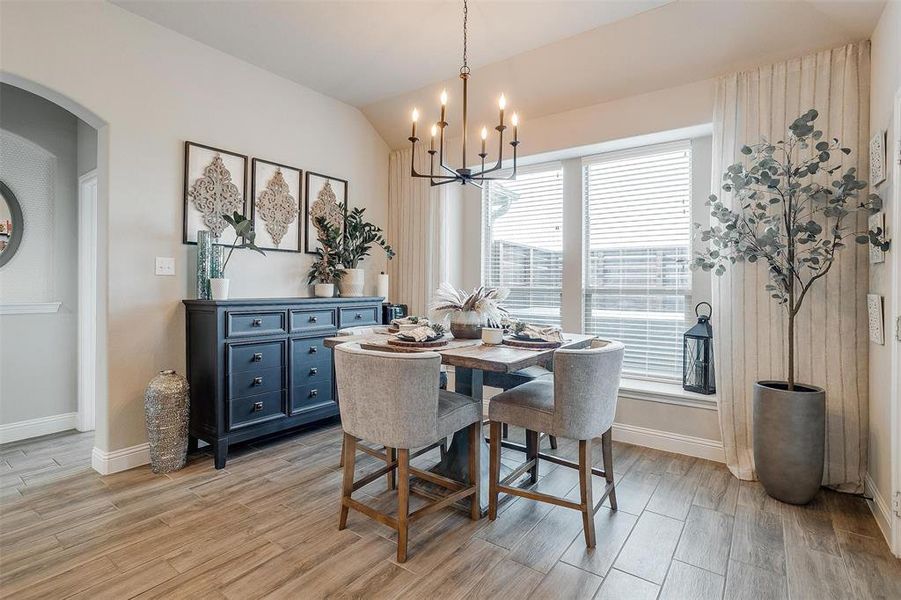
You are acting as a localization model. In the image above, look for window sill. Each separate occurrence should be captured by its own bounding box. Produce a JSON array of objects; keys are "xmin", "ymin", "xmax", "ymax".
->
[{"xmin": 619, "ymin": 378, "xmax": 718, "ymax": 411}]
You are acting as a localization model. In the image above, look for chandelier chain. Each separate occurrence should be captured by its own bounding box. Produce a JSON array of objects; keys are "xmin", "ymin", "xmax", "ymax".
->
[{"xmin": 462, "ymin": 0, "xmax": 468, "ymax": 70}]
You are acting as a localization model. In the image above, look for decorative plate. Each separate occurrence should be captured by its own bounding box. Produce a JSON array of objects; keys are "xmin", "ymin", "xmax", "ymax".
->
[
  {"xmin": 502, "ymin": 337, "xmax": 563, "ymax": 349},
  {"xmin": 387, "ymin": 336, "xmax": 449, "ymax": 348}
]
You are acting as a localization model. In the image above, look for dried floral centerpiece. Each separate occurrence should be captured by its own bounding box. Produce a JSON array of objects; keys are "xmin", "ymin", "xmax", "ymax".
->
[{"xmin": 429, "ymin": 283, "xmax": 509, "ymax": 339}]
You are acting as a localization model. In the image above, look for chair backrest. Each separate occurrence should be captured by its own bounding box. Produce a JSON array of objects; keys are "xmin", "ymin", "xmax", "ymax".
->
[
  {"xmin": 337, "ymin": 326, "xmax": 381, "ymax": 336},
  {"xmin": 334, "ymin": 343, "xmax": 442, "ymax": 448},
  {"xmin": 552, "ymin": 338, "xmax": 625, "ymax": 440}
]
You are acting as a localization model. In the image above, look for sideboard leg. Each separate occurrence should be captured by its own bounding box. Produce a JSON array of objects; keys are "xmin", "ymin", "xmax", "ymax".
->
[
  {"xmin": 187, "ymin": 435, "xmax": 199, "ymax": 454},
  {"xmin": 214, "ymin": 438, "xmax": 228, "ymax": 469}
]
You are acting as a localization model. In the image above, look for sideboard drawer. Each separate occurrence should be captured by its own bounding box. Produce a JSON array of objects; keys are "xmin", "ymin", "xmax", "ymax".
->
[
  {"xmin": 339, "ymin": 306, "xmax": 380, "ymax": 327},
  {"xmin": 226, "ymin": 310, "xmax": 287, "ymax": 338},
  {"xmin": 290, "ymin": 309, "xmax": 337, "ymax": 334},
  {"xmin": 228, "ymin": 366, "xmax": 285, "ymax": 399},
  {"xmin": 293, "ymin": 359, "xmax": 331, "ymax": 386},
  {"xmin": 229, "ymin": 391, "xmax": 287, "ymax": 430},
  {"xmin": 227, "ymin": 340, "xmax": 285, "ymax": 374},
  {"xmin": 292, "ymin": 382, "xmax": 334, "ymax": 414},
  {"xmin": 291, "ymin": 336, "xmax": 332, "ymax": 362}
]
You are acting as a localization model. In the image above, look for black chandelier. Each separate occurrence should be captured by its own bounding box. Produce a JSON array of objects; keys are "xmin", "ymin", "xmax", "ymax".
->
[{"xmin": 407, "ymin": 0, "xmax": 519, "ymax": 187}]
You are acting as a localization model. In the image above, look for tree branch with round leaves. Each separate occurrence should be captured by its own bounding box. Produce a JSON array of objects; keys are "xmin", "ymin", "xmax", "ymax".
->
[{"xmin": 692, "ymin": 109, "xmax": 890, "ymax": 388}]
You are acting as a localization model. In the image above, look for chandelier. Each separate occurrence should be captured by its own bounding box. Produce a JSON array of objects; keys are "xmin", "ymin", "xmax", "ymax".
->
[{"xmin": 406, "ymin": 0, "xmax": 519, "ymax": 187}]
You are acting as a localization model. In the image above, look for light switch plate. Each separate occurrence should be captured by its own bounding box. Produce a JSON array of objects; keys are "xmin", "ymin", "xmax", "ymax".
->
[{"xmin": 155, "ymin": 257, "xmax": 175, "ymax": 276}]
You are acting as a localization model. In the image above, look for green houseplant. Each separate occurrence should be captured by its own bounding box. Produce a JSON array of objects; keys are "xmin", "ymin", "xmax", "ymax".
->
[
  {"xmin": 307, "ymin": 217, "xmax": 345, "ymax": 298},
  {"xmin": 335, "ymin": 204, "xmax": 394, "ymax": 297},
  {"xmin": 209, "ymin": 212, "xmax": 265, "ymax": 300},
  {"xmin": 693, "ymin": 109, "xmax": 888, "ymax": 504}
]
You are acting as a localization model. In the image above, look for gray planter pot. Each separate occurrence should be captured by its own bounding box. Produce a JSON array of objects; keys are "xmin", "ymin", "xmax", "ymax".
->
[{"xmin": 752, "ymin": 380, "xmax": 825, "ymax": 505}]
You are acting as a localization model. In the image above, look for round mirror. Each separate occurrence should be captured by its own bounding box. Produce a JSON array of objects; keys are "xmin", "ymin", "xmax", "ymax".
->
[{"xmin": 0, "ymin": 180, "xmax": 24, "ymax": 267}]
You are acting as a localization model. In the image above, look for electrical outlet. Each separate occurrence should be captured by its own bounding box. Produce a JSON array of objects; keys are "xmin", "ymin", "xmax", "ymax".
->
[{"xmin": 155, "ymin": 257, "xmax": 175, "ymax": 276}]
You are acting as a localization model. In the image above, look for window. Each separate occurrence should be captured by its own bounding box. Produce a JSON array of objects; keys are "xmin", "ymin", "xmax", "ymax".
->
[
  {"xmin": 482, "ymin": 166, "xmax": 563, "ymax": 326},
  {"xmin": 583, "ymin": 142, "xmax": 692, "ymax": 381}
]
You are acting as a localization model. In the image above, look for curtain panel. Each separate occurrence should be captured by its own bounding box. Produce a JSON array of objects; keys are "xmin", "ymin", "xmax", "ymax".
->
[
  {"xmin": 387, "ymin": 148, "xmax": 449, "ymax": 316},
  {"xmin": 711, "ymin": 42, "xmax": 870, "ymax": 492}
]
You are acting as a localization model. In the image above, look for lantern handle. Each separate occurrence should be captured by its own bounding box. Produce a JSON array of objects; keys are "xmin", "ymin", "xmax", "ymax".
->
[{"xmin": 695, "ymin": 302, "xmax": 712, "ymax": 318}]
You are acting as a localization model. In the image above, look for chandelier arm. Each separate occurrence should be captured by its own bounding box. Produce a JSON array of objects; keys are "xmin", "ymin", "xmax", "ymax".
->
[{"xmin": 410, "ymin": 139, "xmax": 459, "ymax": 180}]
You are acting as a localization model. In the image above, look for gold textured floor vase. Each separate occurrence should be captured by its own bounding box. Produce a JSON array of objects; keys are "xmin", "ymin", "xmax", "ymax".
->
[{"xmin": 144, "ymin": 370, "xmax": 190, "ymax": 473}]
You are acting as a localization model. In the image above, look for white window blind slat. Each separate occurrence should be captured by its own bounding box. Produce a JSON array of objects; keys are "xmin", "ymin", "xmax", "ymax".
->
[
  {"xmin": 483, "ymin": 166, "xmax": 564, "ymax": 327},
  {"xmin": 583, "ymin": 142, "xmax": 692, "ymax": 382}
]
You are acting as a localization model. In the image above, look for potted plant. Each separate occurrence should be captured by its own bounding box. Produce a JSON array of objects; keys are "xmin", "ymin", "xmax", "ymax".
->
[
  {"xmin": 335, "ymin": 204, "xmax": 394, "ymax": 297},
  {"xmin": 307, "ymin": 217, "xmax": 345, "ymax": 298},
  {"xmin": 429, "ymin": 283, "xmax": 509, "ymax": 339},
  {"xmin": 210, "ymin": 212, "xmax": 265, "ymax": 300},
  {"xmin": 694, "ymin": 109, "xmax": 889, "ymax": 504}
]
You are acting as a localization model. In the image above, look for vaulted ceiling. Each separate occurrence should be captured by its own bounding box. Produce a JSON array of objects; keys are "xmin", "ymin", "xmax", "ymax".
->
[{"xmin": 114, "ymin": 0, "xmax": 886, "ymax": 149}]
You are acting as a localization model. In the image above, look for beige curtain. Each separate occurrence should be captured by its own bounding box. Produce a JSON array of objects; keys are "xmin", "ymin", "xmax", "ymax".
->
[
  {"xmin": 387, "ymin": 148, "xmax": 449, "ymax": 316},
  {"xmin": 711, "ymin": 42, "xmax": 870, "ymax": 492}
]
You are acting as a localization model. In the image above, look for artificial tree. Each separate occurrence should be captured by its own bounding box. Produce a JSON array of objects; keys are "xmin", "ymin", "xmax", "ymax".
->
[{"xmin": 693, "ymin": 109, "xmax": 889, "ymax": 390}]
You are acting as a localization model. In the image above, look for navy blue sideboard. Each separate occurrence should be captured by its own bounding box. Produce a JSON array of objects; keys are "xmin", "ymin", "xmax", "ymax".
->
[{"xmin": 182, "ymin": 296, "xmax": 383, "ymax": 468}]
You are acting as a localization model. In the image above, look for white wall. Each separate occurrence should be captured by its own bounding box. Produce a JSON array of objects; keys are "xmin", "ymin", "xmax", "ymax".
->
[
  {"xmin": 0, "ymin": 84, "xmax": 79, "ymax": 426},
  {"xmin": 448, "ymin": 80, "xmax": 720, "ymax": 444},
  {"xmin": 868, "ymin": 0, "xmax": 901, "ymax": 519},
  {"xmin": 0, "ymin": 1, "xmax": 390, "ymax": 456}
]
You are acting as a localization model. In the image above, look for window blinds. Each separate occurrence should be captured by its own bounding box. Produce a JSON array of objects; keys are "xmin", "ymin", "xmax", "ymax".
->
[
  {"xmin": 583, "ymin": 142, "xmax": 692, "ymax": 381},
  {"xmin": 482, "ymin": 166, "xmax": 564, "ymax": 326}
]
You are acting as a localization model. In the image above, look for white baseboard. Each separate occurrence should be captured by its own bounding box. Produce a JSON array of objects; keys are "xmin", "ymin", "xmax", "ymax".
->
[
  {"xmin": 0, "ymin": 412, "xmax": 77, "ymax": 444},
  {"xmin": 612, "ymin": 422, "xmax": 725, "ymax": 463},
  {"xmin": 864, "ymin": 472, "xmax": 894, "ymax": 548},
  {"xmin": 91, "ymin": 443, "xmax": 150, "ymax": 475}
]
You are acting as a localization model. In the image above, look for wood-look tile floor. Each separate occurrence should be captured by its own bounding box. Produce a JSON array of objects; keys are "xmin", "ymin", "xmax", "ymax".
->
[{"xmin": 1, "ymin": 425, "xmax": 899, "ymax": 599}]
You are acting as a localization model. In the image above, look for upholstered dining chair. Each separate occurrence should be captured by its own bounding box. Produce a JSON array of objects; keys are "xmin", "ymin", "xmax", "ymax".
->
[
  {"xmin": 487, "ymin": 338, "xmax": 625, "ymax": 548},
  {"xmin": 483, "ymin": 365, "xmax": 558, "ymax": 449},
  {"xmin": 334, "ymin": 343, "xmax": 482, "ymax": 562},
  {"xmin": 335, "ymin": 328, "xmax": 447, "ymax": 478}
]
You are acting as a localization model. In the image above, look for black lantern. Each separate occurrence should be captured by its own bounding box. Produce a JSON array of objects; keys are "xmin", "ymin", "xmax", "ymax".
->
[{"xmin": 683, "ymin": 302, "xmax": 715, "ymax": 395}]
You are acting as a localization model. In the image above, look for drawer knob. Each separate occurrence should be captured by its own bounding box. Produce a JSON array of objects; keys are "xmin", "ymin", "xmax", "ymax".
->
[
  {"xmin": 309, "ymin": 367, "xmax": 318, "ymax": 375},
  {"xmin": 253, "ymin": 376, "xmax": 263, "ymax": 385},
  {"xmin": 309, "ymin": 315, "xmax": 318, "ymax": 323},
  {"xmin": 252, "ymin": 352, "xmax": 263, "ymax": 362},
  {"xmin": 251, "ymin": 318, "xmax": 262, "ymax": 327},
  {"xmin": 309, "ymin": 346, "xmax": 318, "ymax": 354},
  {"xmin": 252, "ymin": 401, "xmax": 264, "ymax": 412},
  {"xmin": 355, "ymin": 313, "xmax": 362, "ymax": 319},
  {"xmin": 309, "ymin": 389, "xmax": 318, "ymax": 398}
]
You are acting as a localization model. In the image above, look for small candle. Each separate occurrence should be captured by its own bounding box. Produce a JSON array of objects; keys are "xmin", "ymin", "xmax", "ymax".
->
[
  {"xmin": 498, "ymin": 94, "xmax": 506, "ymax": 127},
  {"xmin": 480, "ymin": 126, "xmax": 488, "ymax": 154},
  {"xmin": 511, "ymin": 112, "xmax": 519, "ymax": 142},
  {"xmin": 411, "ymin": 108, "xmax": 419, "ymax": 138},
  {"xmin": 440, "ymin": 89, "xmax": 447, "ymax": 124},
  {"xmin": 430, "ymin": 124, "xmax": 437, "ymax": 151}
]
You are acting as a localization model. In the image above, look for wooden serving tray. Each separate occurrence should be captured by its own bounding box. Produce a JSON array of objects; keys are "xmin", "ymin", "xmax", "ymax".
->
[
  {"xmin": 386, "ymin": 336, "xmax": 450, "ymax": 349},
  {"xmin": 502, "ymin": 336, "xmax": 564, "ymax": 349}
]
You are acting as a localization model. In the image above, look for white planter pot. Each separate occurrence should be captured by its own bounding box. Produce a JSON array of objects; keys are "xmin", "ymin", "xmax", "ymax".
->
[
  {"xmin": 313, "ymin": 283, "xmax": 335, "ymax": 298},
  {"xmin": 209, "ymin": 278, "xmax": 230, "ymax": 300},
  {"xmin": 338, "ymin": 268, "xmax": 365, "ymax": 297}
]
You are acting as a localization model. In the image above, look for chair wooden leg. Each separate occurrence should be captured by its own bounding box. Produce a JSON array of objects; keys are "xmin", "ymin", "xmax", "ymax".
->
[
  {"xmin": 549, "ymin": 435, "xmax": 558, "ymax": 450},
  {"xmin": 526, "ymin": 429, "xmax": 539, "ymax": 484},
  {"xmin": 386, "ymin": 447, "xmax": 397, "ymax": 490},
  {"xmin": 338, "ymin": 433, "xmax": 356, "ymax": 530},
  {"xmin": 396, "ymin": 448, "xmax": 410, "ymax": 563},
  {"xmin": 602, "ymin": 428, "xmax": 617, "ymax": 511},
  {"xmin": 579, "ymin": 439, "xmax": 596, "ymax": 548},
  {"xmin": 439, "ymin": 437, "xmax": 448, "ymax": 460},
  {"xmin": 488, "ymin": 421, "xmax": 501, "ymax": 520},
  {"xmin": 468, "ymin": 422, "xmax": 481, "ymax": 520}
]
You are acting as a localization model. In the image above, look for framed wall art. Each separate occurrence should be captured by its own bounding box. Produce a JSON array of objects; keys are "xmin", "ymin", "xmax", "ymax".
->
[
  {"xmin": 869, "ymin": 210, "xmax": 886, "ymax": 265},
  {"xmin": 250, "ymin": 158, "xmax": 302, "ymax": 252},
  {"xmin": 867, "ymin": 293, "xmax": 884, "ymax": 345},
  {"xmin": 183, "ymin": 141, "xmax": 247, "ymax": 245},
  {"xmin": 304, "ymin": 171, "xmax": 347, "ymax": 254},
  {"xmin": 869, "ymin": 130, "xmax": 886, "ymax": 187}
]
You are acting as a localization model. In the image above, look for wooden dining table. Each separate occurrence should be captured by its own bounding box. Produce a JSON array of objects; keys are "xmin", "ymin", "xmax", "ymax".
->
[{"xmin": 324, "ymin": 330, "xmax": 594, "ymax": 512}]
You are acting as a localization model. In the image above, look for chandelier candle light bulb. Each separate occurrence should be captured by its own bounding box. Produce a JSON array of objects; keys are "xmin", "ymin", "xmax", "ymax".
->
[
  {"xmin": 430, "ymin": 124, "xmax": 437, "ymax": 151},
  {"xmin": 498, "ymin": 94, "xmax": 506, "ymax": 126},
  {"xmin": 410, "ymin": 108, "xmax": 419, "ymax": 138},
  {"xmin": 511, "ymin": 112, "xmax": 519, "ymax": 142}
]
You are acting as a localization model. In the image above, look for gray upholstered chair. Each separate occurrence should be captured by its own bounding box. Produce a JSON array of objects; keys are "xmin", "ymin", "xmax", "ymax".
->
[
  {"xmin": 487, "ymin": 338, "xmax": 625, "ymax": 548},
  {"xmin": 335, "ymin": 328, "xmax": 448, "ymax": 478},
  {"xmin": 334, "ymin": 343, "xmax": 482, "ymax": 562}
]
